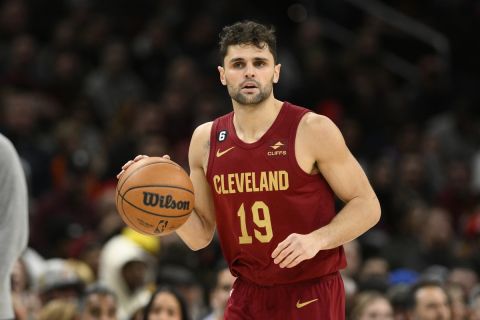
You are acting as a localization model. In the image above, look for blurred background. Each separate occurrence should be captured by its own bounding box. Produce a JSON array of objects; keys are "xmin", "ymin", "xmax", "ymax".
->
[{"xmin": 1, "ymin": 0, "xmax": 480, "ymax": 319}]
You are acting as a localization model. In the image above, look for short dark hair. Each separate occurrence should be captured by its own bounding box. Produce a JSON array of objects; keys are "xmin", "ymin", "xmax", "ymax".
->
[
  {"xmin": 218, "ymin": 20, "xmax": 277, "ymax": 64},
  {"xmin": 210, "ymin": 259, "xmax": 230, "ymax": 291},
  {"xmin": 405, "ymin": 280, "xmax": 450, "ymax": 309}
]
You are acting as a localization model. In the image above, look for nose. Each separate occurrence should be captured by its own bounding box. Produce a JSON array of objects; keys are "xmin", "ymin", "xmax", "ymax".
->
[{"xmin": 244, "ymin": 63, "xmax": 255, "ymax": 78}]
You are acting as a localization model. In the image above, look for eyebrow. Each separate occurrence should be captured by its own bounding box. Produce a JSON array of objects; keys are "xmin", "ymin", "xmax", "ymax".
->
[{"xmin": 228, "ymin": 57, "xmax": 269, "ymax": 63}]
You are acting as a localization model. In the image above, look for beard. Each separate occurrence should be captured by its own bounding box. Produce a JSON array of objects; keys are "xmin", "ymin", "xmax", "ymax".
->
[{"xmin": 227, "ymin": 80, "xmax": 273, "ymax": 105}]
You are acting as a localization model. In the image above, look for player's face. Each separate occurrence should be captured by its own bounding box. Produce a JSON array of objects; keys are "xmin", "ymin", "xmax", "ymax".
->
[{"xmin": 218, "ymin": 44, "xmax": 281, "ymax": 106}]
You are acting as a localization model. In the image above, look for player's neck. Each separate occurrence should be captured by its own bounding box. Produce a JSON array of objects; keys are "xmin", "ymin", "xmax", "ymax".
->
[{"xmin": 232, "ymin": 97, "xmax": 283, "ymax": 143}]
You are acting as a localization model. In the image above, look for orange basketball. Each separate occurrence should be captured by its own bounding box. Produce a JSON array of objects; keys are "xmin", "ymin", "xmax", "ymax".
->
[{"xmin": 116, "ymin": 157, "xmax": 194, "ymax": 236}]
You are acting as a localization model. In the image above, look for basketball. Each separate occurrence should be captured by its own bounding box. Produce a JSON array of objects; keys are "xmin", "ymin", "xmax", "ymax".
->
[{"xmin": 116, "ymin": 157, "xmax": 194, "ymax": 236}]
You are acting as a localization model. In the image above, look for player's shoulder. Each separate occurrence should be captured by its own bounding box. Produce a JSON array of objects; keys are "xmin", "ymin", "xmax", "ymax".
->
[
  {"xmin": 190, "ymin": 122, "xmax": 213, "ymax": 155},
  {"xmin": 297, "ymin": 112, "xmax": 347, "ymax": 161},
  {"xmin": 299, "ymin": 112, "xmax": 341, "ymax": 138},
  {"xmin": 192, "ymin": 121, "xmax": 213, "ymax": 140}
]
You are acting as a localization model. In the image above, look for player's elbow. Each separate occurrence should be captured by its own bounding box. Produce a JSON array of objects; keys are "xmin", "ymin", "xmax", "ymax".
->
[
  {"xmin": 185, "ymin": 233, "xmax": 214, "ymax": 251},
  {"xmin": 184, "ymin": 222, "xmax": 216, "ymax": 251},
  {"xmin": 369, "ymin": 196, "xmax": 381, "ymax": 227}
]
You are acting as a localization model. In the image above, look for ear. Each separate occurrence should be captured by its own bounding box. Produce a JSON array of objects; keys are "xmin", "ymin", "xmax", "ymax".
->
[
  {"xmin": 273, "ymin": 63, "xmax": 281, "ymax": 83},
  {"xmin": 218, "ymin": 66, "xmax": 226, "ymax": 86}
]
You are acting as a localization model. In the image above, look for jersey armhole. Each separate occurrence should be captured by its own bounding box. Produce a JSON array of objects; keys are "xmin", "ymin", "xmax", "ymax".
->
[{"xmin": 288, "ymin": 110, "xmax": 319, "ymax": 180}]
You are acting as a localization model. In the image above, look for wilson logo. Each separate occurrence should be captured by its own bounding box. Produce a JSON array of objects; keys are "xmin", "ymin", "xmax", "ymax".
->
[{"xmin": 142, "ymin": 192, "xmax": 190, "ymax": 210}]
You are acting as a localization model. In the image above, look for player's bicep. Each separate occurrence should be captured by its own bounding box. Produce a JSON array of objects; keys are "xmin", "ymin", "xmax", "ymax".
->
[
  {"xmin": 189, "ymin": 165, "xmax": 216, "ymax": 228},
  {"xmin": 309, "ymin": 116, "xmax": 374, "ymax": 203},
  {"xmin": 319, "ymin": 149, "xmax": 372, "ymax": 203},
  {"xmin": 188, "ymin": 123, "xmax": 216, "ymax": 230}
]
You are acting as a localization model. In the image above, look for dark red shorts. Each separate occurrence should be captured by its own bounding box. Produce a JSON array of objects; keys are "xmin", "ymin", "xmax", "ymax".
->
[{"xmin": 224, "ymin": 272, "xmax": 345, "ymax": 320}]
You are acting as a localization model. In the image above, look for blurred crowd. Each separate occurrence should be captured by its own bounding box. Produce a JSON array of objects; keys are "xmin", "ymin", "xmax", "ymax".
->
[{"xmin": 1, "ymin": 0, "xmax": 479, "ymax": 319}]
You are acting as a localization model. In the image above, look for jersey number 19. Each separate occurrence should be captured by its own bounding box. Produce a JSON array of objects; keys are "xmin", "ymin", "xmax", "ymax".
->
[{"xmin": 237, "ymin": 201, "xmax": 273, "ymax": 244}]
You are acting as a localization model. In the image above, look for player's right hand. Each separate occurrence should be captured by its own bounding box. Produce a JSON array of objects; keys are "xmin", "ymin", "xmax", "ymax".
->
[{"xmin": 116, "ymin": 154, "xmax": 171, "ymax": 179}]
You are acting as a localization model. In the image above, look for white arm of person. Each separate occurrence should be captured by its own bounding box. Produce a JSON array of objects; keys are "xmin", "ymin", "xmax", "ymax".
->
[
  {"xmin": 271, "ymin": 113, "xmax": 381, "ymax": 268},
  {"xmin": 117, "ymin": 122, "xmax": 216, "ymax": 250},
  {"xmin": 175, "ymin": 122, "xmax": 216, "ymax": 250}
]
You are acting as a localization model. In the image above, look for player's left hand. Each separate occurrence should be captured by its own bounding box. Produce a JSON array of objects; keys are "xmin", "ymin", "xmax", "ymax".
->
[{"xmin": 271, "ymin": 233, "xmax": 320, "ymax": 268}]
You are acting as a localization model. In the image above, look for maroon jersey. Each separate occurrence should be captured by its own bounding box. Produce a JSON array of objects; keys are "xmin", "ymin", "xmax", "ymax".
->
[{"xmin": 206, "ymin": 102, "xmax": 346, "ymax": 286}]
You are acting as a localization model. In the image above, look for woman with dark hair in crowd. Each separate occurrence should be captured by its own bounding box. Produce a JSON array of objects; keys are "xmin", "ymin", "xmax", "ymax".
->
[{"xmin": 143, "ymin": 286, "xmax": 190, "ymax": 320}]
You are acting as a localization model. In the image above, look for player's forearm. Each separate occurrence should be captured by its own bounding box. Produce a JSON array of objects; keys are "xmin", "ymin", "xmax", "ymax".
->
[
  {"xmin": 176, "ymin": 210, "xmax": 216, "ymax": 251},
  {"xmin": 311, "ymin": 194, "xmax": 380, "ymax": 250}
]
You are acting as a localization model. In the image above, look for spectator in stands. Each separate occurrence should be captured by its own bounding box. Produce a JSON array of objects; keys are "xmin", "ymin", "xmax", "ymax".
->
[
  {"xmin": 37, "ymin": 258, "xmax": 84, "ymax": 305},
  {"xmin": 98, "ymin": 228, "xmax": 158, "ymax": 319},
  {"xmin": 79, "ymin": 283, "xmax": 118, "ymax": 320},
  {"xmin": 202, "ymin": 263, "xmax": 236, "ymax": 320},
  {"xmin": 406, "ymin": 280, "xmax": 451, "ymax": 320},
  {"xmin": 143, "ymin": 286, "xmax": 190, "ymax": 320},
  {"xmin": 38, "ymin": 299, "xmax": 78, "ymax": 320},
  {"xmin": 349, "ymin": 291, "xmax": 394, "ymax": 319}
]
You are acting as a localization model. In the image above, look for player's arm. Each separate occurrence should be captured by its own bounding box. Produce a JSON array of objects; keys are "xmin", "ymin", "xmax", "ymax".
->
[
  {"xmin": 272, "ymin": 114, "xmax": 380, "ymax": 268},
  {"xmin": 307, "ymin": 114, "xmax": 380, "ymax": 247},
  {"xmin": 175, "ymin": 122, "xmax": 217, "ymax": 250}
]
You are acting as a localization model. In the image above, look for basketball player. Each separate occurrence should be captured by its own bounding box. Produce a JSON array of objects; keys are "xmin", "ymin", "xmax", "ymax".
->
[
  {"xmin": 0, "ymin": 134, "xmax": 29, "ymax": 320},
  {"xmin": 119, "ymin": 20, "xmax": 380, "ymax": 319}
]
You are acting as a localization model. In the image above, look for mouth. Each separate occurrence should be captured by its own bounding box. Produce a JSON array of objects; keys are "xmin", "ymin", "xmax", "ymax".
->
[
  {"xmin": 241, "ymin": 82, "xmax": 259, "ymax": 93},
  {"xmin": 241, "ymin": 81, "xmax": 259, "ymax": 89},
  {"xmin": 241, "ymin": 87, "xmax": 258, "ymax": 95}
]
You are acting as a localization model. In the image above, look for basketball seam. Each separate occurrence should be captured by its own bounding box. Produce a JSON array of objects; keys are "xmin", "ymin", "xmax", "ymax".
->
[
  {"xmin": 124, "ymin": 184, "xmax": 194, "ymax": 194},
  {"xmin": 117, "ymin": 160, "xmax": 182, "ymax": 196},
  {"xmin": 119, "ymin": 196, "xmax": 138, "ymax": 229}
]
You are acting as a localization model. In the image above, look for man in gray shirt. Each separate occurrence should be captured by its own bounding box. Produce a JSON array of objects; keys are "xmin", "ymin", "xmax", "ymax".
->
[{"xmin": 0, "ymin": 134, "xmax": 29, "ymax": 319}]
